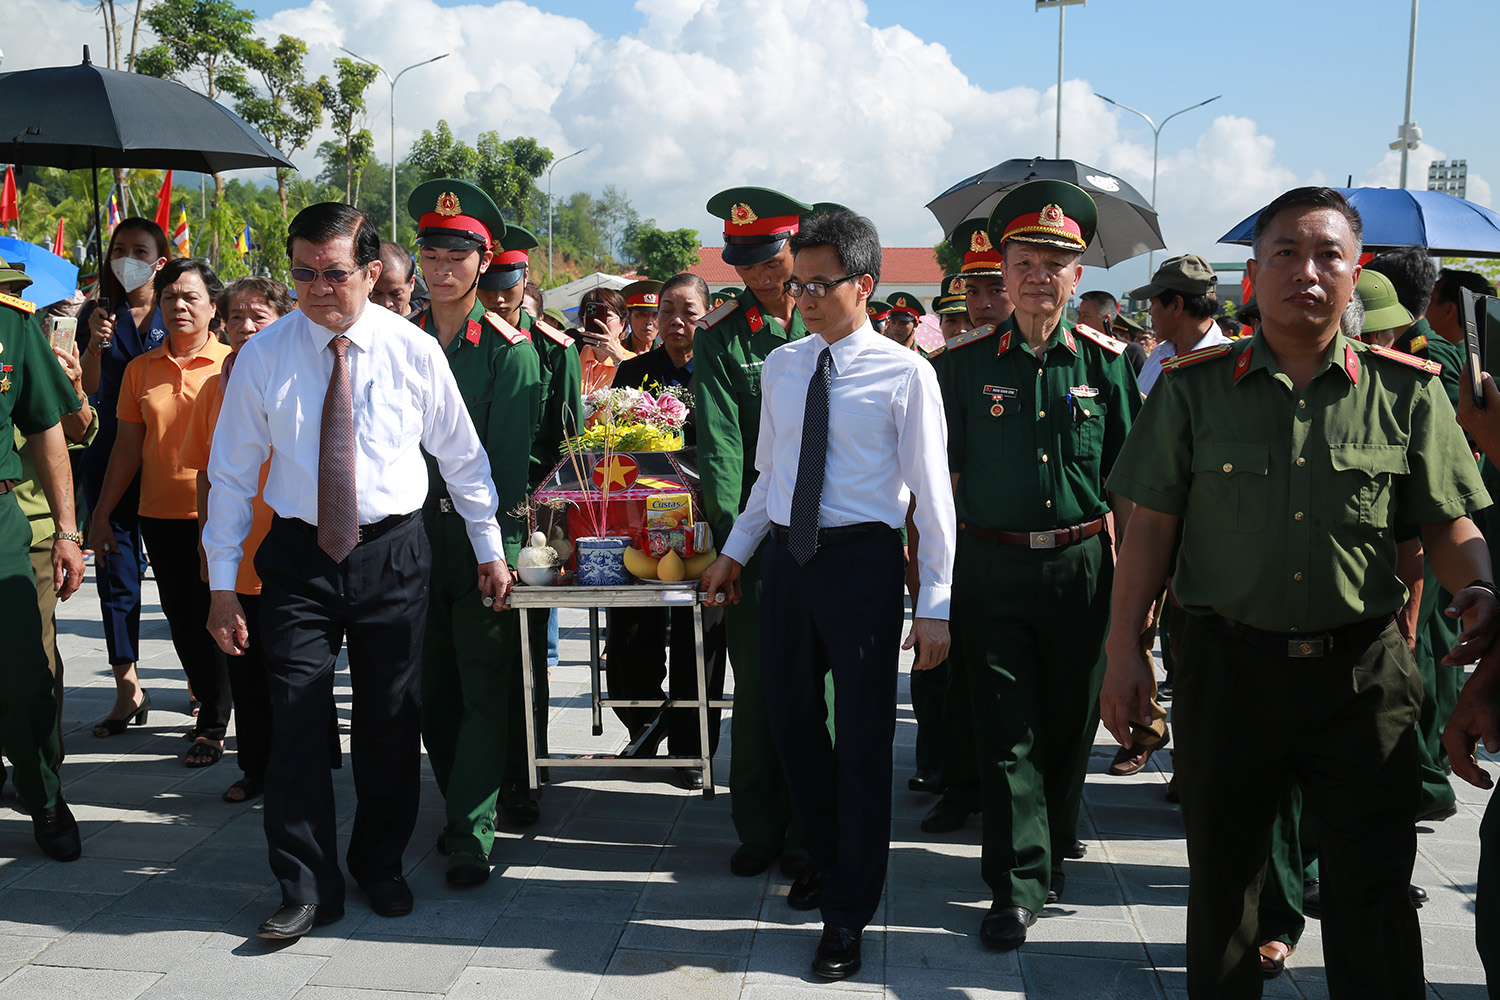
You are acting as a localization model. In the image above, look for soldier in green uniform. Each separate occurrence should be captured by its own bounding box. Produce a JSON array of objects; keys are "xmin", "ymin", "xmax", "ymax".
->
[
  {"xmin": 695, "ymin": 186, "xmax": 816, "ymax": 877},
  {"xmin": 476, "ymin": 220, "xmax": 579, "ymax": 823},
  {"xmin": 882, "ymin": 292, "xmax": 924, "ymax": 350},
  {"xmin": 407, "ymin": 180, "xmax": 542, "ymax": 885},
  {"xmin": 0, "ymin": 265, "xmax": 87, "ymax": 862},
  {"xmin": 932, "ymin": 275, "xmax": 972, "ymax": 344},
  {"xmin": 1102, "ymin": 186, "xmax": 1497, "ymax": 999},
  {"xmin": 711, "ymin": 286, "xmax": 741, "ymax": 310},
  {"xmin": 938, "ymin": 182, "xmax": 1140, "ymax": 949},
  {"xmin": 865, "ymin": 299, "xmax": 890, "ymax": 336}
]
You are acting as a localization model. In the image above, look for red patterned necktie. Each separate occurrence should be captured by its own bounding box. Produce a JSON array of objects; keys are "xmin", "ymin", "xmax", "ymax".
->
[{"xmin": 317, "ymin": 335, "xmax": 358, "ymax": 562}]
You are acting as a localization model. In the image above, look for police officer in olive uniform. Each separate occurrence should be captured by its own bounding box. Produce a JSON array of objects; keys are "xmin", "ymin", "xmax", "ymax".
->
[
  {"xmin": 1103, "ymin": 186, "xmax": 1497, "ymax": 999},
  {"xmin": 939, "ymin": 182, "xmax": 1141, "ymax": 949},
  {"xmin": 0, "ymin": 271, "xmax": 86, "ymax": 862},
  {"xmin": 883, "ymin": 292, "xmax": 924, "ymax": 350},
  {"xmin": 476, "ymin": 220, "xmax": 580, "ymax": 823},
  {"xmin": 695, "ymin": 186, "xmax": 818, "ymax": 877},
  {"xmin": 407, "ymin": 180, "xmax": 542, "ymax": 885}
]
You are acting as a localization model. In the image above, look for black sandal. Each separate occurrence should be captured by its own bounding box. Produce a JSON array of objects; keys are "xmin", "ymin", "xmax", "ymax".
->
[
  {"xmin": 222, "ymin": 777, "xmax": 263, "ymax": 803},
  {"xmin": 92, "ymin": 692, "xmax": 151, "ymax": 737},
  {"xmin": 185, "ymin": 738, "xmax": 224, "ymax": 768}
]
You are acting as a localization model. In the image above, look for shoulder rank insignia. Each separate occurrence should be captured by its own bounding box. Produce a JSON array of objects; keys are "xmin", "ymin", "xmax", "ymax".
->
[
  {"xmin": 1160, "ymin": 342, "xmax": 1234, "ymax": 374},
  {"xmin": 697, "ymin": 297, "xmax": 741, "ymax": 331},
  {"xmin": 0, "ymin": 291, "xmax": 37, "ymax": 314},
  {"xmin": 1367, "ymin": 343, "xmax": 1441, "ymax": 376},
  {"xmin": 1408, "ymin": 333, "xmax": 1428, "ymax": 353},
  {"xmin": 924, "ymin": 345, "xmax": 945, "ymax": 361},
  {"xmin": 485, "ymin": 311, "xmax": 529, "ymax": 346},
  {"xmin": 532, "ymin": 317, "xmax": 574, "ymax": 347},
  {"xmin": 1074, "ymin": 322, "xmax": 1126, "ymax": 355},
  {"xmin": 944, "ymin": 323, "xmax": 997, "ymax": 352}
]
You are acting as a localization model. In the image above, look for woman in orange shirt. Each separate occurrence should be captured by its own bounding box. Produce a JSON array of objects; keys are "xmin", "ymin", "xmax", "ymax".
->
[
  {"xmin": 577, "ymin": 287, "xmax": 633, "ymax": 394},
  {"xmin": 88, "ymin": 259, "xmax": 232, "ymax": 767}
]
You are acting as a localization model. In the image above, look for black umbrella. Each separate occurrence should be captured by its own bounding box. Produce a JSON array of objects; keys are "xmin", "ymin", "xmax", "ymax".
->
[
  {"xmin": 0, "ymin": 46, "xmax": 293, "ymax": 299},
  {"xmin": 926, "ymin": 156, "xmax": 1165, "ymax": 268}
]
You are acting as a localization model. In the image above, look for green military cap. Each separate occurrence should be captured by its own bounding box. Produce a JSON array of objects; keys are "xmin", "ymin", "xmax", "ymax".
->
[
  {"xmin": 1128, "ymin": 254, "xmax": 1217, "ymax": 300},
  {"xmin": 621, "ymin": 279, "xmax": 663, "ymax": 312},
  {"xmin": 543, "ymin": 306, "xmax": 569, "ymax": 329},
  {"xmin": 1237, "ymin": 296, "xmax": 1260, "ymax": 322},
  {"xmin": 809, "ymin": 201, "xmax": 852, "ymax": 217},
  {"xmin": 934, "ymin": 274, "xmax": 968, "ymax": 315},
  {"xmin": 987, "ymin": 179, "xmax": 1097, "ymax": 254},
  {"xmin": 1112, "ymin": 312, "xmax": 1145, "ymax": 337},
  {"xmin": 866, "ymin": 299, "xmax": 892, "ymax": 321},
  {"xmin": 478, "ymin": 222, "xmax": 538, "ymax": 291},
  {"xmin": 887, "ymin": 291, "xmax": 926, "ymax": 319},
  {"xmin": 710, "ymin": 286, "xmax": 739, "ymax": 309},
  {"xmin": 408, "ymin": 178, "xmax": 506, "ymax": 251},
  {"xmin": 1356, "ymin": 270, "xmax": 1414, "ymax": 331},
  {"xmin": 0, "ymin": 255, "xmax": 32, "ymax": 291},
  {"xmin": 707, "ymin": 186, "xmax": 814, "ymax": 267},
  {"xmin": 949, "ymin": 218, "xmax": 1004, "ymax": 277}
]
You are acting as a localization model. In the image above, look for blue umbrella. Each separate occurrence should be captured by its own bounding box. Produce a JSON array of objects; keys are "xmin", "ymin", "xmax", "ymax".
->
[
  {"xmin": 0, "ymin": 236, "xmax": 79, "ymax": 307},
  {"xmin": 1219, "ymin": 187, "xmax": 1500, "ymax": 257}
]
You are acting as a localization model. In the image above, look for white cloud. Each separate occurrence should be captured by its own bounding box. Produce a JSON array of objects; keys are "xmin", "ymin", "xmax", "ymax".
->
[{"xmin": 1361, "ymin": 144, "xmax": 1491, "ymax": 208}]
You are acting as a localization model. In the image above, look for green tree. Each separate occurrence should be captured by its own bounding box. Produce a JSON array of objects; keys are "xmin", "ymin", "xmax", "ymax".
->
[
  {"xmin": 635, "ymin": 227, "xmax": 701, "ymax": 281},
  {"xmin": 933, "ymin": 238, "xmax": 963, "ymax": 275},
  {"xmin": 406, "ymin": 120, "xmax": 479, "ymax": 183},
  {"xmin": 236, "ymin": 35, "xmax": 323, "ymax": 218},
  {"xmin": 474, "ymin": 133, "xmax": 553, "ymax": 221},
  {"xmin": 594, "ymin": 185, "xmax": 639, "ymax": 263},
  {"xmin": 137, "ymin": 0, "xmax": 257, "ymax": 263},
  {"xmin": 315, "ymin": 58, "xmax": 380, "ymax": 204}
]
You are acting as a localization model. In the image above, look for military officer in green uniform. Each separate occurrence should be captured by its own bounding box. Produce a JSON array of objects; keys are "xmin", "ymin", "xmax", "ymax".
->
[
  {"xmin": 476, "ymin": 219, "xmax": 578, "ymax": 823},
  {"xmin": 0, "ymin": 265, "xmax": 87, "ymax": 862},
  {"xmin": 882, "ymin": 292, "xmax": 924, "ymax": 350},
  {"xmin": 865, "ymin": 299, "xmax": 891, "ymax": 336},
  {"xmin": 407, "ymin": 180, "xmax": 542, "ymax": 885},
  {"xmin": 695, "ymin": 186, "xmax": 816, "ymax": 877},
  {"xmin": 939, "ymin": 181, "xmax": 1140, "ymax": 949},
  {"xmin": 932, "ymin": 275, "xmax": 972, "ymax": 344},
  {"xmin": 1102, "ymin": 186, "xmax": 1498, "ymax": 999}
]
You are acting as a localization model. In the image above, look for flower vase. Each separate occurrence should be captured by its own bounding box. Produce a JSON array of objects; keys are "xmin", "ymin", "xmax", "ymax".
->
[{"xmin": 576, "ymin": 536, "xmax": 633, "ymax": 587}]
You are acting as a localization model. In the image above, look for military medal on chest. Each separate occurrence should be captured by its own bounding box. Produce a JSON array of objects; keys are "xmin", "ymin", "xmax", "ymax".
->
[
  {"xmin": 983, "ymin": 384, "xmax": 1017, "ymax": 417},
  {"xmin": 0, "ymin": 364, "xmax": 11, "ymax": 393}
]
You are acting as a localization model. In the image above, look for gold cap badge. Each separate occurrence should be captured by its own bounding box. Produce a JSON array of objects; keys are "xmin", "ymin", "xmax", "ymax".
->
[
  {"xmin": 729, "ymin": 203, "xmax": 758, "ymax": 226},
  {"xmin": 950, "ymin": 277, "xmax": 966, "ymax": 294},
  {"xmin": 436, "ymin": 191, "xmax": 462, "ymax": 216},
  {"xmin": 969, "ymin": 230, "xmax": 993, "ymax": 253},
  {"xmin": 1040, "ymin": 204, "xmax": 1064, "ymax": 227}
]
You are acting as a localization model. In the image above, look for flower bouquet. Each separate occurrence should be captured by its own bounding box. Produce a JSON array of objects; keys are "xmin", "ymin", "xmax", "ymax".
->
[{"xmin": 565, "ymin": 385, "xmax": 690, "ymax": 453}]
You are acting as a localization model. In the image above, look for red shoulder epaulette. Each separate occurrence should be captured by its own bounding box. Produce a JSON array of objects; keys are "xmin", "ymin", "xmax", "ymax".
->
[
  {"xmin": 531, "ymin": 317, "xmax": 573, "ymax": 347},
  {"xmin": 1074, "ymin": 322, "xmax": 1126, "ymax": 355},
  {"xmin": 945, "ymin": 323, "xmax": 997, "ymax": 352},
  {"xmin": 1367, "ymin": 343, "xmax": 1441, "ymax": 376},
  {"xmin": 485, "ymin": 311, "xmax": 529, "ymax": 346},
  {"xmin": 697, "ymin": 297, "xmax": 740, "ymax": 331},
  {"xmin": 1161, "ymin": 342, "xmax": 1234, "ymax": 373},
  {"xmin": 0, "ymin": 291, "xmax": 37, "ymax": 314}
]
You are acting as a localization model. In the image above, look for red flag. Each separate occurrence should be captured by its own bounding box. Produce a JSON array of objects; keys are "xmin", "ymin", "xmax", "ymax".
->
[
  {"xmin": 51, "ymin": 217, "xmax": 66, "ymax": 257},
  {"xmin": 1240, "ymin": 274, "xmax": 1253, "ymax": 302},
  {"xmin": 154, "ymin": 170, "xmax": 173, "ymax": 233},
  {"xmin": 0, "ymin": 166, "xmax": 16, "ymax": 226}
]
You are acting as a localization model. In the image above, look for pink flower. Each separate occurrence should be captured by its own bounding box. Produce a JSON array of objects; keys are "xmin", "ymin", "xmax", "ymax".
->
[{"xmin": 657, "ymin": 395, "xmax": 688, "ymax": 427}]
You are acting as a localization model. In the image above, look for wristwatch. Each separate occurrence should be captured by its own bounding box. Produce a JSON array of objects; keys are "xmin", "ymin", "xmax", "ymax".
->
[{"xmin": 54, "ymin": 530, "xmax": 84, "ymax": 544}]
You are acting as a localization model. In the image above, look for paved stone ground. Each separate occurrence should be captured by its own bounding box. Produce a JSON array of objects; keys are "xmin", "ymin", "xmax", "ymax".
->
[{"xmin": 0, "ymin": 562, "xmax": 1493, "ymax": 998}]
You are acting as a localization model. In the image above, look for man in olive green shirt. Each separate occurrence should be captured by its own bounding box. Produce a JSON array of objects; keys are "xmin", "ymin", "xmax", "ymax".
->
[
  {"xmin": 1102, "ymin": 187, "xmax": 1497, "ymax": 1000},
  {"xmin": 938, "ymin": 180, "xmax": 1141, "ymax": 951}
]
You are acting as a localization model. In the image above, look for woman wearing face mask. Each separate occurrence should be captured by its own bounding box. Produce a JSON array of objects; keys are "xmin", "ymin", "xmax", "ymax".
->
[
  {"xmin": 75, "ymin": 219, "xmax": 170, "ymax": 738},
  {"xmin": 88, "ymin": 259, "xmax": 233, "ymax": 768}
]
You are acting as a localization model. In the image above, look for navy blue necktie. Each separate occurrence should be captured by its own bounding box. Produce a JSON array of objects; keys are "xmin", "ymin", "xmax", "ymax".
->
[{"xmin": 787, "ymin": 347, "xmax": 833, "ymax": 566}]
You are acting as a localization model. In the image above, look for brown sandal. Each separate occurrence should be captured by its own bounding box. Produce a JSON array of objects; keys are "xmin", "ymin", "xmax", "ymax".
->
[{"xmin": 1258, "ymin": 940, "xmax": 1292, "ymax": 978}]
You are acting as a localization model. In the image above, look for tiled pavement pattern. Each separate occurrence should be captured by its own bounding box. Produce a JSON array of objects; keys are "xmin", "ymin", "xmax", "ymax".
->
[{"xmin": 0, "ymin": 563, "xmax": 1492, "ymax": 998}]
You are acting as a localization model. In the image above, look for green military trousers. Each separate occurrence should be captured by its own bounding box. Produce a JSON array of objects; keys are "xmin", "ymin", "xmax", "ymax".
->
[
  {"xmin": 1414, "ymin": 568, "xmax": 1461, "ymax": 817},
  {"xmin": 950, "ymin": 529, "xmax": 1112, "ymax": 911},
  {"xmin": 420, "ymin": 511, "xmax": 520, "ymax": 861},
  {"xmin": 1255, "ymin": 781, "xmax": 1315, "ymax": 951},
  {"xmin": 1174, "ymin": 614, "xmax": 1422, "ymax": 1000},
  {"xmin": 0, "ymin": 495, "xmax": 62, "ymax": 811}
]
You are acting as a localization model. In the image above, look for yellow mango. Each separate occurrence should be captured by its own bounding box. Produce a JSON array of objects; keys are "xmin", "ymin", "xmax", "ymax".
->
[
  {"xmin": 683, "ymin": 549, "xmax": 717, "ymax": 578},
  {"xmin": 656, "ymin": 549, "xmax": 686, "ymax": 582},
  {"xmin": 623, "ymin": 545, "xmax": 660, "ymax": 580}
]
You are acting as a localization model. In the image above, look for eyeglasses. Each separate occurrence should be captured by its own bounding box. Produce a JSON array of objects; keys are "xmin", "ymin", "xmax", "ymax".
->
[
  {"xmin": 289, "ymin": 264, "xmax": 364, "ymax": 285},
  {"xmin": 784, "ymin": 274, "xmax": 861, "ymax": 298}
]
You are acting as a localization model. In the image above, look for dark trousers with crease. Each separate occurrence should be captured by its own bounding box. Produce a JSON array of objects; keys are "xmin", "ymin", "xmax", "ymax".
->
[
  {"xmin": 761, "ymin": 527, "xmax": 905, "ymax": 930},
  {"xmin": 256, "ymin": 513, "xmax": 430, "ymax": 906},
  {"xmin": 606, "ymin": 604, "xmax": 727, "ymax": 757}
]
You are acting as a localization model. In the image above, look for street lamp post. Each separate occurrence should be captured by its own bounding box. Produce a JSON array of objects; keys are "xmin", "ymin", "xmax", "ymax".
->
[
  {"xmin": 547, "ymin": 147, "xmax": 588, "ymax": 283},
  {"xmin": 340, "ymin": 47, "xmax": 449, "ymax": 241},
  {"xmin": 1036, "ymin": 0, "xmax": 1085, "ymax": 158},
  {"xmin": 1094, "ymin": 92, "xmax": 1222, "ymax": 274}
]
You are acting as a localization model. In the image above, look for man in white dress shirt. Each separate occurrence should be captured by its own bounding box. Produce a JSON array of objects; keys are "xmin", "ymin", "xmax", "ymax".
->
[
  {"xmin": 701, "ymin": 210, "xmax": 956, "ymax": 981},
  {"xmin": 204, "ymin": 203, "xmax": 509, "ymax": 940},
  {"xmin": 1132, "ymin": 255, "xmax": 1231, "ymax": 394}
]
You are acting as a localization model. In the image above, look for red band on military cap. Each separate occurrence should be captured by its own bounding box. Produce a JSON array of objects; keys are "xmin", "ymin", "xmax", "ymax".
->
[
  {"xmin": 961, "ymin": 248, "xmax": 1004, "ymax": 272},
  {"xmin": 723, "ymin": 213, "xmax": 801, "ymax": 239},
  {"xmin": 890, "ymin": 303, "xmax": 920, "ymax": 318},
  {"xmin": 418, "ymin": 211, "xmax": 491, "ymax": 242},
  {"xmin": 1001, "ymin": 207, "xmax": 1085, "ymax": 250},
  {"xmin": 493, "ymin": 249, "xmax": 529, "ymax": 266},
  {"xmin": 626, "ymin": 292, "xmax": 659, "ymax": 310},
  {"xmin": 868, "ymin": 306, "xmax": 891, "ymax": 321}
]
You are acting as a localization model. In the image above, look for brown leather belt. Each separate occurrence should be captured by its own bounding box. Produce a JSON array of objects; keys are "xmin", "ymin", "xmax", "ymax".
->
[
  {"xmin": 959, "ymin": 516, "xmax": 1106, "ymax": 550},
  {"xmin": 0, "ymin": 479, "xmax": 15, "ymax": 496}
]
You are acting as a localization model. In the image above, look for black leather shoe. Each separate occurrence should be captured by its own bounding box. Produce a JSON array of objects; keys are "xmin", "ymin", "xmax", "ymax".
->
[
  {"xmin": 257, "ymin": 903, "xmax": 343, "ymax": 939},
  {"xmin": 1164, "ymin": 775, "xmax": 1180, "ymax": 804},
  {"xmin": 32, "ymin": 799, "xmax": 81, "ymax": 862},
  {"xmin": 1302, "ymin": 878, "xmax": 1321, "ymax": 919},
  {"xmin": 501, "ymin": 783, "xmax": 540, "ymax": 826},
  {"xmin": 729, "ymin": 846, "xmax": 775, "ymax": 877},
  {"xmin": 788, "ymin": 869, "xmax": 826, "ymax": 910},
  {"xmin": 1410, "ymin": 883, "xmax": 1428, "ymax": 906},
  {"xmin": 811, "ymin": 924, "xmax": 862, "ymax": 980},
  {"xmin": 1064, "ymin": 839, "xmax": 1087, "ymax": 860},
  {"xmin": 980, "ymin": 904, "xmax": 1036, "ymax": 950},
  {"xmin": 1046, "ymin": 865, "xmax": 1066, "ymax": 904},
  {"xmin": 921, "ymin": 797, "xmax": 975, "ymax": 834},
  {"xmin": 1417, "ymin": 801, "xmax": 1459, "ymax": 823},
  {"xmin": 362, "ymin": 876, "xmax": 414, "ymax": 917},
  {"xmin": 908, "ymin": 769, "xmax": 943, "ymax": 794},
  {"xmin": 674, "ymin": 767, "xmax": 704, "ymax": 791},
  {"xmin": 446, "ymin": 853, "xmax": 490, "ymax": 887}
]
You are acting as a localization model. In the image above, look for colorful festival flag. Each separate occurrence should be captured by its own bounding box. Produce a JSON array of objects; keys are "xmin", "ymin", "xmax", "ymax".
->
[{"xmin": 172, "ymin": 202, "xmax": 191, "ymax": 257}]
